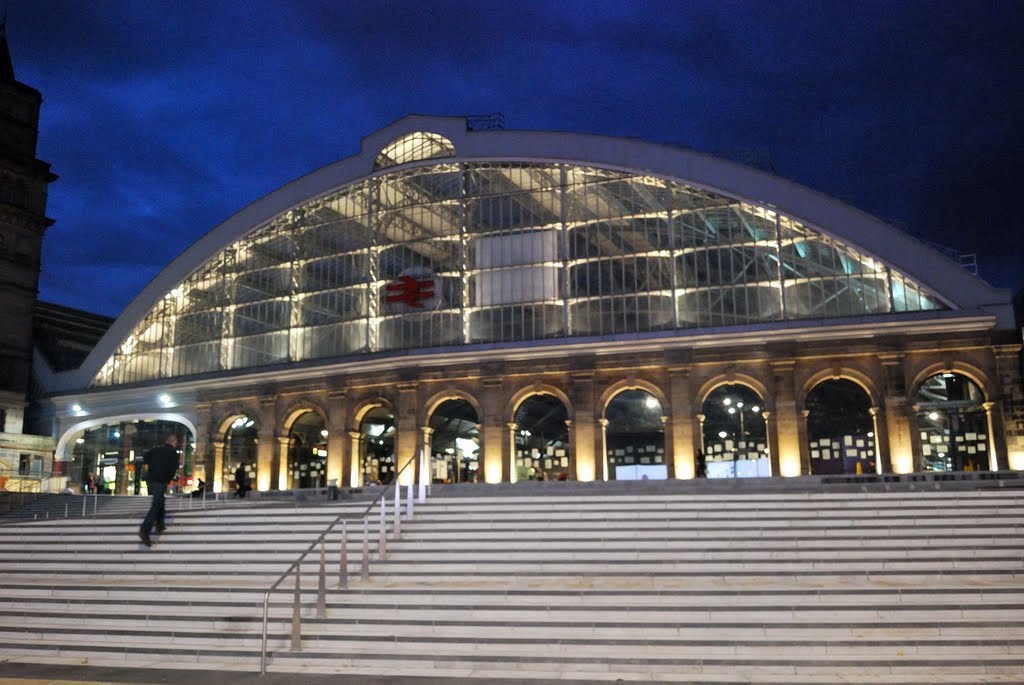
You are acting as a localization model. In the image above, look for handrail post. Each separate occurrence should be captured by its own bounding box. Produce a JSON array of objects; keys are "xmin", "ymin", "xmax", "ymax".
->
[
  {"xmin": 418, "ymin": 444, "xmax": 428, "ymax": 503},
  {"xmin": 93, "ymin": 493, "xmax": 99, "ymax": 517},
  {"xmin": 406, "ymin": 483, "xmax": 414, "ymax": 520},
  {"xmin": 316, "ymin": 539, "xmax": 327, "ymax": 619},
  {"xmin": 361, "ymin": 515, "xmax": 370, "ymax": 580},
  {"xmin": 64, "ymin": 502, "xmax": 68, "ymax": 518},
  {"xmin": 290, "ymin": 564, "xmax": 302, "ymax": 651},
  {"xmin": 393, "ymin": 480, "xmax": 401, "ymax": 538},
  {"xmin": 260, "ymin": 590, "xmax": 271, "ymax": 674},
  {"xmin": 339, "ymin": 520, "xmax": 348, "ymax": 590},
  {"xmin": 378, "ymin": 496, "xmax": 387, "ymax": 559},
  {"xmin": 81, "ymin": 493, "xmax": 86, "ymax": 518}
]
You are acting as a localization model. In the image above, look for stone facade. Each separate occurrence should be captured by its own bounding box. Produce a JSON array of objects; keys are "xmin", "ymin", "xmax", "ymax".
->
[{"xmin": 189, "ymin": 326, "xmax": 1019, "ymax": 492}]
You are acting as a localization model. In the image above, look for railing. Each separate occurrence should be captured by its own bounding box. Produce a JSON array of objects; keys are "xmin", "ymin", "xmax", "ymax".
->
[{"xmin": 259, "ymin": 445, "xmax": 431, "ymax": 674}]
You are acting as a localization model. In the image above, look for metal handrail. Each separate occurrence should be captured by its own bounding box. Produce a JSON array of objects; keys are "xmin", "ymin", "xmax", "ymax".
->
[{"xmin": 258, "ymin": 445, "xmax": 429, "ymax": 674}]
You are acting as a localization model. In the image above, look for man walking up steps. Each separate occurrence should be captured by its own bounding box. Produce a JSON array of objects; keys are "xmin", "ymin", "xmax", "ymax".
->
[{"xmin": 138, "ymin": 434, "xmax": 179, "ymax": 548}]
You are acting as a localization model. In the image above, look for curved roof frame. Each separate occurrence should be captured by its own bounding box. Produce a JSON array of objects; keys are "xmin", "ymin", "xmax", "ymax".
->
[{"xmin": 59, "ymin": 116, "xmax": 1010, "ymax": 391}]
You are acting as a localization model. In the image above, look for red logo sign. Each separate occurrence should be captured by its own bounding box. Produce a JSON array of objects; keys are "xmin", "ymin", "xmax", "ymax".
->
[{"xmin": 385, "ymin": 275, "xmax": 435, "ymax": 308}]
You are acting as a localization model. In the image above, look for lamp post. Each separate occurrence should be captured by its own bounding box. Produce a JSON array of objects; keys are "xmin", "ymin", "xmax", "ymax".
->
[{"xmin": 723, "ymin": 398, "xmax": 761, "ymax": 444}]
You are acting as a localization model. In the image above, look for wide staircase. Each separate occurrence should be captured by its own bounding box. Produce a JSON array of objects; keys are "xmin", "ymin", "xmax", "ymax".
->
[{"xmin": 0, "ymin": 480, "xmax": 1022, "ymax": 683}]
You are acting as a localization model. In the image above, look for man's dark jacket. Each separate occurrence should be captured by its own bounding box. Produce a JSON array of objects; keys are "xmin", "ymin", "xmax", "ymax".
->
[{"xmin": 143, "ymin": 444, "xmax": 178, "ymax": 485}]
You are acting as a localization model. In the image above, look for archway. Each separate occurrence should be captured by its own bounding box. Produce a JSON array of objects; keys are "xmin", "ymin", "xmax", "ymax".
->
[
  {"xmin": 915, "ymin": 373, "xmax": 990, "ymax": 472},
  {"xmin": 224, "ymin": 416, "xmax": 258, "ymax": 495},
  {"xmin": 701, "ymin": 384, "xmax": 769, "ymax": 478},
  {"xmin": 428, "ymin": 399, "xmax": 480, "ymax": 483},
  {"xmin": 68, "ymin": 419, "xmax": 194, "ymax": 495},
  {"xmin": 360, "ymin": 406, "xmax": 396, "ymax": 484},
  {"xmin": 513, "ymin": 394, "xmax": 570, "ymax": 481},
  {"xmin": 289, "ymin": 411, "xmax": 328, "ymax": 489},
  {"xmin": 805, "ymin": 379, "xmax": 876, "ymax": 475},
  {"xmin": 604, "ymin": 390, "xmax": 666, "ymax": 480}
]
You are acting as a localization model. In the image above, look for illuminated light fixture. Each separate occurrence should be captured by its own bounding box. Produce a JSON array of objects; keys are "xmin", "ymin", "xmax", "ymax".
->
[
  {"xmin": 736, "ymin": 401, "xmax": 744, "ymax": 409},
  {"xmin": 244, "ymin": 420, "xmax": 255, "ymax": 428},
  {"xmin": 867, "ymin": 431, "xmax": 874, "ymax": 438},
  {"xmin": 232, "ymin": 417, "xmax": 246, "ymax": 428},
  {"xmin": 928, "ymin": 412, "xmax": 940, "ymax": 421},
  {"xmin": 75, "ymin": 437, "xmax": 85, "ymax": 444},
  {"xmin": 71, "ymin": 404, "xmax": 82, "ymax": 413},
  {"xmin": 718, "ymin": 431, "xmax": 728, "ymax": 438},
  {"xmin": 159, "ymin": 393, "xmax": 172, "ymax": 405},
  {"xmin": 320, "ymin": 430, "xmax": 329, "ymax": 438},
  {"xmin": 942, "ymin": 373, "xmax": 955, "ymax": 378},
  {"xmin": 445, "ymin": 447, "xmax": 455, "ymax": 454},
  {"xmin": 728, "ymin": 407, "xmax": 736, "ymax": 415},
  {"xmin": 317, "ymin": 449, "xmax": 327, "ymax": 457},
  {"xmin": 723, "ymin": 398, "xmax": 732, "ymax": 406},
  {"xmin": 751, "ymin": 406, "xmax": 760, "ymax": 413},
  {"xmin": 644, "ymin": 397, "xmax": 658, "ymax": 409},
  {"xmin": 113, "ymin": 431, "xmax": 121, "ymax": 438}
]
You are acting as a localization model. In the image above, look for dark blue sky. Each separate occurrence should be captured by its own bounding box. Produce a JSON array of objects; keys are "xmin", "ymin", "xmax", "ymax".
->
[{"xmin": 10, "ymin": 0, "xmax": 1023, "ymax": 317}]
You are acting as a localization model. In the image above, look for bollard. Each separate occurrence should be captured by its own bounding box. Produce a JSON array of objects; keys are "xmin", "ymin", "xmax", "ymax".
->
[
  {"xmin": 361, "ymin": 516, "xmax": 370, "ymax": 581},
  {"xmin": 339, "ymin": 520, "xmax": 348, "ymax": 590},
  {"xmin": 316, "ymin": 539, "xmax": 327, "ymax": 619},
  {"xmin": 290, "ymin": 564, "xmax": 302, "ymax": 651}
]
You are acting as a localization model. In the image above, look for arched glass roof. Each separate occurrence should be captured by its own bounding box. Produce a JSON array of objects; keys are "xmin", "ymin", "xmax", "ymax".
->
[
  {"xmin": 92, "ymin": 156, "xmax": 945, "ymax": 387},
  {"xmin": 373, "ymin": 131, "xmax": 456, "ymax": 169}
]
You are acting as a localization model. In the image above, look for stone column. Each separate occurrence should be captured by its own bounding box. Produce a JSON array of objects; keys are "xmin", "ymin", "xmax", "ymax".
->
[
  {"xmin": 507, "ymin": 422, "xmax": 518, "ymax": 483},
  {"xmin": 256, "ymin": 427, "xmax": 275, "ymax": 492},
  {"xmin": 598, "ymin": 418, "xmax": 609, "ymax": 481},
  {"xmin": 669, "ymin": 366, "xmax": 694, "ymax": 479},
  {"xmin": 193, "ymin": 402, "xmax": 213, "ymax": 491},
  {"xmin": 478, "ymin": 377, "xmax": 506, "ymax": 484},
  {"xmin": 994, "ymin": 344, "xmax": 1024, "ymax": 470},
  {"xmin": 762, "ymin": 410, "xmax": 778, "ymax": 477},
  {"xmin": 395, "ymin": 383, "xmax": 419, "ymax": 485},
  {"xmin": 326, "ymin": 389, "xmax": 347, "ymax": 487},
  {"xmin": 347, "ymin": 430, "xmax": 362, "ymax": 487},
  {"xmin": 420, "ymin": 426, "xmax": 434, "ymax": 484},
  {"xmin": 212, "ymin": 439, "xmax": 226, "ymax": 494},
  {"xmin": 880, "ymin": 353, "xmax": 913, "ymax": 474},
  {"xmin": 569, "ymin": 372, "xmax": 596, "ymax": 482},
  {"xmin": 771, "ymin": 361, "xmax": 800, "ymax": 477},
  {"xmin": 256, "ymin": 395, "xmax": 276, "ymax": 491},
  {"xmin": 798, "ymin": 409, "xmax": 811, "ymax": 475},
  {"xmin": 276, "ymin": 436, "xmax": 291, "ymax": 491},
  {"xmin": 983, "ymin": 402, "xmax": 1001, "ymax": 471},
  {"xmin": 869, "ymin": 407, "xmax": 889, "ymax": 474}
]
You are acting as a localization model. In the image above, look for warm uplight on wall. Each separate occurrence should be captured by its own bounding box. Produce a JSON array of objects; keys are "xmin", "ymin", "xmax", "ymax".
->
[
  {"xmin": 576, "ymin": 454, "xmax": 595, "ymax": 482},
  {"xmin": 484, "ymin": 450, "xmax": 502, "ymax": 484},
  {"xmin": 891, "ymin": 449, "xmax": 914, "ymax": 474},
  {"xmin": 779, "ymin": 455, "xmax": 801, "ymax": 477},
  {"xmin": 1008, "ymin": 451, "xmax": 1024, "ymax": 471}
]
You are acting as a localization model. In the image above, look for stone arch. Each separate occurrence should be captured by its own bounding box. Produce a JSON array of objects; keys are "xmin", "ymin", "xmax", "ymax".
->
[
  {"xmin": 349, "ymin": 396, "xmax": 395, "ymax": 432},
  {"xmin": 799, "ymin": 366, "xmax": 882, "ymax": 409},
  {"xmin": 908, "ymin": 361, "xmax": 995, "ymax": 403},
  {"xmin": 507, "ymin": 383, "xmax": 574, "ymax": 421},
  {"xmin": 54, "ymin": 413, "xmax": 198, "ymax": 461},
  {"xmin": 423, "ymin": 389, "xmax": 484, "ymax": 426},
  {"xmin": 599, "ymin": 378, "xmax": 669, "ymax": 417},
  {"xmin": 214, "ymin": 402, "xmax": 263, "ymax": 439},
  {"xmin": 278, "ymin": 397, "xmax": 328, "ymax": 435},
  {"xmin": 695, "ymin": 373, "xmax": 770, "ymax": 408}
]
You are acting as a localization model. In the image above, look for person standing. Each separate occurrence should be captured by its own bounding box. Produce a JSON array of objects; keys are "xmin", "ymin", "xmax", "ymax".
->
[
  {"xmin": 234, "ymin": 464, "xmax": 249, "ymax": 498},
  {"xmin": 138, "ymin": 434, "xmax": 179, "ymax": 547}
]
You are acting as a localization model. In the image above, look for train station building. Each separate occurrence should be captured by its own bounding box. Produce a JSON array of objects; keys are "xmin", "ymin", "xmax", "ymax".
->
[{"xmin": 36, "ymin": 116, "xmax": 1024, "ymax": 493}]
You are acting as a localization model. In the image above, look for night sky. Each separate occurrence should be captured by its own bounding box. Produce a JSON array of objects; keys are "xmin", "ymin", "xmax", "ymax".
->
[{"xmin": 9, "ymin": 0, "xmax": 1023, "ymax": 318}]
